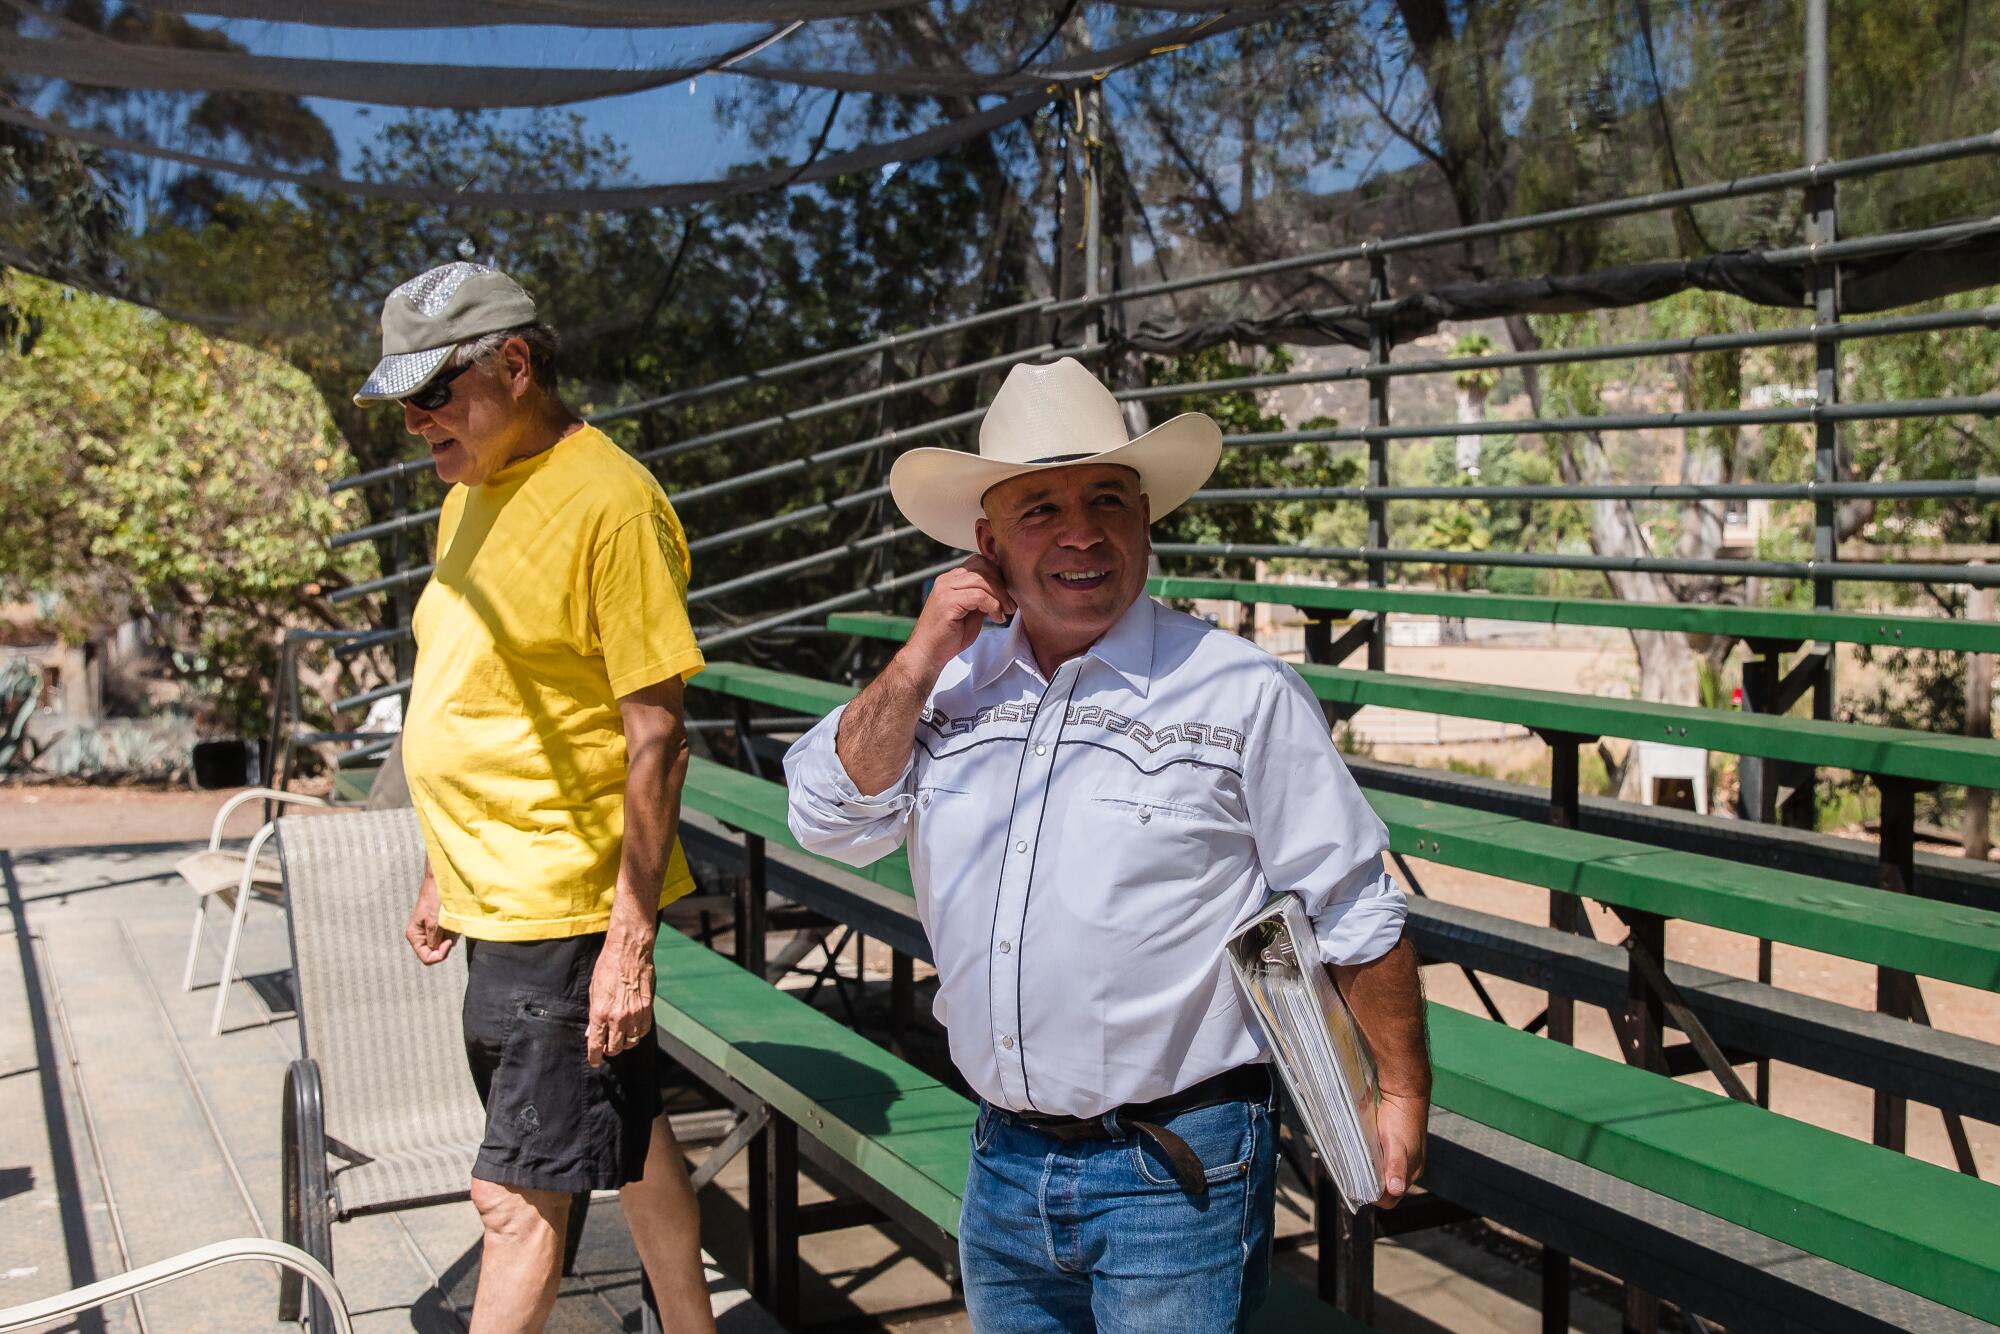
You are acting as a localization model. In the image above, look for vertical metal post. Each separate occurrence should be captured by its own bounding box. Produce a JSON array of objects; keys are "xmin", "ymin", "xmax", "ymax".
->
[
  {"xmin": 1334, "ymin": 1201, "xmax": 1376, "ymax": 1322},
  {"xmin": 1313, "ymin": 1165, "xmax": 1377, "ymax": 1316},
  {"xmin": 1542, "ymin": 731, "xmax": 1581, "ymax": 1329},
  {"xmin": 1541, "ymin": 1248, "xmax": 1571, "ymax": 1334},
  {"xmin": 1801, "ymin": 0, "xmax": 1838, "ymax": 829},
  {"xmin": 1738, "ymin": 649, "xmax": 1780, "ymax": 1104},
  {"xmin": 1619, "ymin": 910, "xmax": 1666, "ymax": 1334},
  {"xmin": 890, "ymin": 950, "xmax": 914, "ymax": 1054},
  {"xmin": 1965, "ymin": 579, "xmax": 1994, "ymax": 862},
  {"xmin": 389, "ymin": 472, "xmax": 416, "ymax": 685},
  {"xmin": 1872, "ymin": 777, "xmax": 1918, "ymax": 1152},
  {"xmin": 761, "ymin": 1113, "xmax": 800, "ymax": 1329},
  {"xmin": 737, "ymin": 836, "xmax": 768, "ymax": 979},
  {"xmin": 1365, "ymin": 251, "xmax": 1391, "ymax": 672},
  {"xmin": 1082, "ymin": 84, "xmax": 1104, "ymax": 348},
  {"xmin": 1546, "ymin": 735, "xmax": 1582, "ymax": 1047}
]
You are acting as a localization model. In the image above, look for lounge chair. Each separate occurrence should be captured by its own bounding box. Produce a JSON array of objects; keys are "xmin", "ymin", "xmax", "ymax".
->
[
  {"xmin": 276, "ymin": 805, "xmax": 486, "ymax": 1329},
  {"xmin": 183, "ymin": 735, "xmax": 408, "ymax": 1036}
]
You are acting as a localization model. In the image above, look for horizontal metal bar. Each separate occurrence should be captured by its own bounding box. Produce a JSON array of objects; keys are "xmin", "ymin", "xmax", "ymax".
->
[
  {"xmin": 1191, "ymin": 478, "xmax": 2000, "ymax": 505},
  {"xmin": 332, "ymin": 678, "xmax": 410, "ymax": 714},
  {"xmin": 1049, "ymin": 128, "xmax": 2000, "ymax": 313},
  {"xmin": 688, "ymin": 483, "xmax": 893, "ymax": 554},
  {"xmin": 686, "ymin": 525, "xmax": 920, "ymax": 606},
  {"xmin": 280, "ymin": 626, "xmax": 384, "ymax": 644},
  {"xmin": 1220, "ymin": 393, "xmax": 2000, "ymax": 448},
  {"xmin": 330, "ymin": 505, "xmax": 439, "ymax": 550},
  {"xmin": 331, "ymin": 624, "xmax": 413, "ymax": 660},
  {"xmin": 1153, "ymin": 543, "xmax": 2000, "ymax": 587},
  {"xmin": 336, "ymin": 342, "xmax": 1104, "ymax": 494},
  {"xmin": 328, "ymin": 563, "xmax": 432, "ymax": 605},
  {"xmin": 683, "ymin": 715, "xmax": 824, "ymax": 733},
  {"xmin": 696, "ymin": 558, "xmax": 957, "ymax": 651},
  {"xmin": 329, "ymin": 452, "xmax": 436, "ymax": 493},
  {"xmin": 335, "ymin": 739, "xmax": 395, "ymax": 767},
  {"xmin": 291, "ymin": 728, "xmax": 397, "ymax": 744},
  {"xmin": 632, "ymin": 342, "xmax": 1059, "ymax": 467},
  {"xmin": 674, "ymin": 408, "xmax": 980, "ymax": 509},
  {"xmin": 592, "ymin": 297, "xmax": 1053, "ymax": 427},
  {"xmin": 1764, "ymin": 213, "xmax": 2000, "ymax": 266},
  {"xmin": 330, "ymin": 132, "xmax": 1999, "ymax": 497},
  {"xmin": 1115, "ymin": 306, "xmax": 2000, "ymax": 404}
]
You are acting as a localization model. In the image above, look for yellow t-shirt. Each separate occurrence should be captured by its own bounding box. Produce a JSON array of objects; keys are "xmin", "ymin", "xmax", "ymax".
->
[{"xmin": 403, "ymin": 425, "xmax": 705, "ymax": 940}]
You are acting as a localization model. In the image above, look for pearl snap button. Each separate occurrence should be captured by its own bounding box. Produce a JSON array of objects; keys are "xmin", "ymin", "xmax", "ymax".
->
[
  {"xmin": 1000, "ymin": 1035, "xmax": 1015, "ymax": 1050},
  {"xmin": 999, "ymin": 940, "xmax": 1012, "ymax": 954},
  {"xmin": 1138, "ymin": 809, "xmax": 1152, "ymax": 824},
  {"xmin": 1015, "ymin": 840, "xmax": 1028, "ymax": 853}
]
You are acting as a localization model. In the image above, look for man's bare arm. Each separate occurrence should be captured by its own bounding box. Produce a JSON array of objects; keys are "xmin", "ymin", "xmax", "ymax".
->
[
  {"xmin": 589, "ymin": 675, "xmax": 690, "ymax": 1067},
  {"xmin": 834, "ymin": 556, "xmax": 1014, "ymax": 794},
  {"xmin": 1333, "ymin": 937, "xmax": 1431, "ymax": 1207}
]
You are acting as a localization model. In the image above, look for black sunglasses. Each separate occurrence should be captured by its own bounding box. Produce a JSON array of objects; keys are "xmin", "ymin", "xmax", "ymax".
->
[{"xmin": 406, "ymin": 360, "xmax": 475, "ymax": 412}]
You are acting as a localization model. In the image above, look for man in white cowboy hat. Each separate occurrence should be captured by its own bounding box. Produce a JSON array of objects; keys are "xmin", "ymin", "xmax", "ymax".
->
[
  {"xmin": 783, "ymin": 356, "xmax": 1429, "ymax": 1331},
  {"xmin": 354, "ymin": 261, "xmax": 715, "ymax": 1334}
]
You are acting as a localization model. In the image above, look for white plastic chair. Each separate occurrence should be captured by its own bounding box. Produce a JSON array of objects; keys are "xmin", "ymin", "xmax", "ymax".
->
[
  {"xmin": 176, "ymin": 786, "xmax": 328, "ymax": 1035},
  {"xmin": 0, "ymin": 1237, "xmax": 352, "ymax": 1333}
]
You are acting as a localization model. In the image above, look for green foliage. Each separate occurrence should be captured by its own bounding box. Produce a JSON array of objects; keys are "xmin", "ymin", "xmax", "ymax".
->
[
  {"xmin": 0, "ymin": 270, "xmax": 373, "ymax": 734},
  {"xmin": 1449, "ymin": 332, "xmax": 1499, "ymax": 394}
]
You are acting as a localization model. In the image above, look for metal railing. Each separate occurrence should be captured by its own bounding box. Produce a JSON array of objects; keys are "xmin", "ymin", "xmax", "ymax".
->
[{"xmin": 309, "ymin": 48, "xmax": 2000, "ymax": 823}]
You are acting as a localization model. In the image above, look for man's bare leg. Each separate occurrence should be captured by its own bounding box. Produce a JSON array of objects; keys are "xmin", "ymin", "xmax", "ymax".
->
[
  {"xmin": 469, "ymin": 1178, "xmax": 568, "ymax": 1334},
  {"xmin": 620, "ymin": 1113, "xmax": 717, "ymax": 1332}
]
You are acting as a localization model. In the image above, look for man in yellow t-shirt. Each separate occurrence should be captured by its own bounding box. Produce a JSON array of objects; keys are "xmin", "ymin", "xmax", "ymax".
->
[{"xmin": 354, "ymin": 262, "xmax": 714, "ymax": 1334}]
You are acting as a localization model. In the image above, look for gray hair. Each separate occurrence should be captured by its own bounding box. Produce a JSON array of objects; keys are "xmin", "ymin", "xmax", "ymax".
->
[{"xmin": 449, "ymin": 321, "xmax": 560, "ymax": 391}]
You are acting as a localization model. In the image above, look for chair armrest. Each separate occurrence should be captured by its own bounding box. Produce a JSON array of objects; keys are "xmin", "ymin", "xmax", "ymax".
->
[
  {"xmin": 206, "ymin": 788, "xmax": 329, "ymax": 851},
  {"xmin": 237, "ymin": 823, "xmax": 281, "ymax": 897},
  {"xmin": 0, "ymin": 1237, "xmax": 352, "ymax": 1334}
]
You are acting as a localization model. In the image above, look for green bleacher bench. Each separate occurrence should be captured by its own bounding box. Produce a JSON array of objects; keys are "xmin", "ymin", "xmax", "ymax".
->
[
  {"xmin": 818, "ymin": 612, "xmax": 2000, "ymax": 791},
  {"xmin": 651, "ymin": 923, "xmax": 1366, "ymax": 1331},
  {"xmin": 670, "ymin": 753, "xmax": 2000, "ymax": 1329},
  {"xmin": 1145, "ymin": 577, "xmax": 2000, "ymax": 656},
  {"xmin": 689, "ymin": 663, "xmax": 2000, "ymax": 995}
]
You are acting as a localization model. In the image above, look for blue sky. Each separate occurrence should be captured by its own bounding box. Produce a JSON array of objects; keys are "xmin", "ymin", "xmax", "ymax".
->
[{"xmin": 185, "ymin": 15, "xmax": 815, "ymax": 184}]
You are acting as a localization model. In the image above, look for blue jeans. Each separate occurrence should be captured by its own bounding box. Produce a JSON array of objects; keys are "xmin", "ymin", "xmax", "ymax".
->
[{"xmin": 958, "ymin": 1095, "xmax": 1277, "ymax": 1333}]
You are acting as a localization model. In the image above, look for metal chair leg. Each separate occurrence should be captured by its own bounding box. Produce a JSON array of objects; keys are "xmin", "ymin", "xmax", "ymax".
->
[
  {"xmin": 211, "ymin": 888, "xmax": 252, "ymax": 1036},
  {"xmin": 181, "ymin": 897, "xmax": 208, "ymax": 991}
]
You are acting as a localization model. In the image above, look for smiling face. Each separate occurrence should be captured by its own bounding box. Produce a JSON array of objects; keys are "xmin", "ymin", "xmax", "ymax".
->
[
  {"xmin": 975, "ymin": 463, "xmax": 1151, "ymax": 672},
  {"xmin": 401, "ymin": 338, "xmax": 539, "ymax": 486}
]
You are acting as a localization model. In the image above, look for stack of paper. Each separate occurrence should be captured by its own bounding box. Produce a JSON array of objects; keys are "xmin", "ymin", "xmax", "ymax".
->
[{"xmin": 1226, "ymin": 894, "xmax": 1383, "ymax": 1212}]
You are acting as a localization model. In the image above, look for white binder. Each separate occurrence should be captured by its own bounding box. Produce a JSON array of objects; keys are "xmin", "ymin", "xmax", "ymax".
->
[{"xmin": 1226, "ymin": 894, "xmax": 1384, "ymax": 1212}]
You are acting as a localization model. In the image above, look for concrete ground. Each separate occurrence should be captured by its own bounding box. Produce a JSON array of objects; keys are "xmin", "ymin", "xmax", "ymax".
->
[{"xmin": 0, "ymin": 834, "xmax": 778, "ymax": 1333}]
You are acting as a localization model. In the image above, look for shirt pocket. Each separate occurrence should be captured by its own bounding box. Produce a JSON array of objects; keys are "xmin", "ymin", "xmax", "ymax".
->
[
  {"xmin": 1064, "ymin": 792, "xmax": 1223, "ymax": 934},
  {"xmin": 908, "ymin": 783, "xmax": 976, "ymax": 903}
]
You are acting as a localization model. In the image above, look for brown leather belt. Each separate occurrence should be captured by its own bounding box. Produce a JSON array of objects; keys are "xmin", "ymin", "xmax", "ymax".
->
[{"xmin": 998, "ymin": 1065, "xmax": 1273, "ymax": 1197}]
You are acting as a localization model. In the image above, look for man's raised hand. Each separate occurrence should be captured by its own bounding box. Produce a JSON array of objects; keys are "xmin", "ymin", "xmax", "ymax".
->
[{"xmin": 902, "ymin": 555, "xmax": 1015, "ymax": 681}]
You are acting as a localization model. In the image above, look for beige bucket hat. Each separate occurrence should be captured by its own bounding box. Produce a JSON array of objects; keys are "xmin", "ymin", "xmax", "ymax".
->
[{"xmin": 889, "ymin": 357, "xmax": 1221, "ymax": 551}]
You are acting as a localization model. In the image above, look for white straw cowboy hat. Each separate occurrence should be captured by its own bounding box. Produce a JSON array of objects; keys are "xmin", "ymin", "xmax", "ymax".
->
[{"xmin": 890, "ymin": 357, "xmax": 1222, "ymax": 551}]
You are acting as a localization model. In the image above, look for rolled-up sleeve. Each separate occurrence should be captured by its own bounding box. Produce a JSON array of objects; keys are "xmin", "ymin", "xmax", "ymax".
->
[
  {"xmin": 1243, "ymin": 667, "xmax": 1407, "ymax": 967},
  {"xmin": 783, "ymin": 705, "xmax": 917, "ymax": 868}
]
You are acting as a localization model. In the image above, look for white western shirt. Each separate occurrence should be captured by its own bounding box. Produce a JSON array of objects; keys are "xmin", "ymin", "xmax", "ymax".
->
[{"xmin": 782, "ymin": 594, "xmax": 1405, "ymax": 1118}]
